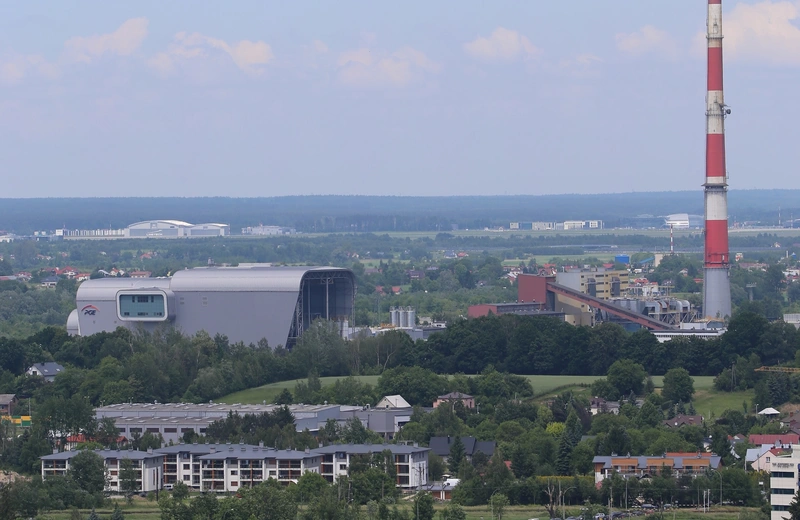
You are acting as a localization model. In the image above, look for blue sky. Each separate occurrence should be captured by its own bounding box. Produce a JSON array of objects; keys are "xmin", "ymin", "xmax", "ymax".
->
[{"xmin": 2, "ymin": 1, "xmax": 800, "ymax": 197}]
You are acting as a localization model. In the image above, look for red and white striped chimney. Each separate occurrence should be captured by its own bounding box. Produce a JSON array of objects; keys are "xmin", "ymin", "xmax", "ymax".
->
[{"xmin": 702, "ymin": 0, "xmax": 732, "ymax": 319}]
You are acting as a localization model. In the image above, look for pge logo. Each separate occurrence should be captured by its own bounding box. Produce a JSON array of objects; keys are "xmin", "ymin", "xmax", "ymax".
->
[{"xmin": 81, "ymin": 305, "xmax": 99, "ymax": 316}]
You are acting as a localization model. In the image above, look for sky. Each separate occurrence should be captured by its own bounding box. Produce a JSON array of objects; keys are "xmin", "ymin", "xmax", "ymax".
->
[{"xmin": 2, "ymin": 1, "xmax": 800, "ymax": 198}]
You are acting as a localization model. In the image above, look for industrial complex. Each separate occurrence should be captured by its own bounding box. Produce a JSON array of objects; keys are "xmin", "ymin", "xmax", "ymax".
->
[{"xmin": 67, "ymin": 265, "xmax": 356, "ymax": 348}]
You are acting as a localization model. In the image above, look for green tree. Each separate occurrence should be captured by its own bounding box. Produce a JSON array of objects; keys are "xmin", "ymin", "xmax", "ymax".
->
[
  {"xmin": 111, "ymin": 503, "xmax": 125, "ymax": 520},
  {"xmin": 439, "ymin": 503, "xmax": 466, "ymax": 520},
  {"xmin": 171, "ymin": 481, "xmax": 189, "ymax": 501},
  {"xmin": 662, "ymin": 368, "xmax": 695, "ymax": 403},
  {"xmin": 448, "ymin": 436, "xmax": 466, "ymax": 475},
  {"xmin": 119, "ymin": 458, "xmax": 139, "ymax": 501},
  {"xmin": 606, "ymin": 359, "xmax": 646, "ymax": 396},
  {"xmin": 275, "ymin": 388, "xmax": 293, "ymax": 405},
  {"xmin": 428, "ymin": 452, "xmax": 446, "ymax": 481},
  {"xmin": 787, "ymin": 489, "xmax": 800, "ymax": 520},
  {"xmin": 414, "ymin": 491, "xmax": 435, "ymax": 520},
  {"xmin": 68, "ymin": 450, "xmax": 107, "ymax": 496},
  {"xmin": 489, "ymin": 493, "xmax": 509, "ymax": 520},
  {"xmin": 295, "ymin": 471, "xmax": 330, "ymax": 504},
  {"xmin": 88, "ymin": 508, "xmax": 100, "ymax": 520}
]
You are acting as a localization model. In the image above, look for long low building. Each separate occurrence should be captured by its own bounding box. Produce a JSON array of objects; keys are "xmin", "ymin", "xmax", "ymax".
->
[
  {"xmin": 96, "ymin": 403, "xmax": 353, "ymax": 443},
  {"xmin": 67, "ymin": 265, "xmax": 356, "ymax": 348},
  {"xmin": 42, "ymin": 442, "xmax": 429, "ymax": 494}
]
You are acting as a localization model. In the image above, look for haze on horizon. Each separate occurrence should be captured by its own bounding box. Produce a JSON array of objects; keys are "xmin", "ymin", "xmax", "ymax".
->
[{"xmin": 2, "ymin": 1, "xmax": 800, "ymax": 198}]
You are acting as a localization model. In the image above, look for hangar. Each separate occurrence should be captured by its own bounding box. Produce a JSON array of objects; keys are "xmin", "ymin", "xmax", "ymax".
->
[
  {"xmin": 66, "ymin": 266, "xmax": 356, "ymax": 348},
  {"xmin": 124, "ymin": 220, "xmax": 230, "ymax": 238}
]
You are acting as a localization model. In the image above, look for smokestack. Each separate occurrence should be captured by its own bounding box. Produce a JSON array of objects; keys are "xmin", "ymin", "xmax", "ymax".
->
[{"xmin": 702, "ymin": 0, "xmax": 732, "ymax": 320}]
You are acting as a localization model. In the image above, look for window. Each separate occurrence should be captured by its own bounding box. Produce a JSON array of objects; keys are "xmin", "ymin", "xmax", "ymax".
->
[
  {"xmin": 183, "ymin": 464, "xmax": 190, "ymax": 470},
  {"xmin": 164, "ymin": 428, "xmax": 177, "ymax": 433},
  {"xmin": 339, "ymin": 464, "xmax": 347, "ymax": 471},
  {"xmin": 772, "ymin": 488, "xmax": 796, "ymax": 495},
  {"xmin": 230, "ymin": 471, "xmax": 238, "ymax": 476},
  {"xmin": 183, "ymin": 475, "xmax": 190, "ymax": 481},
  {"xmin": 774, "ymin": 506, "xmax": 791, "ymax": 512},
  {"xmin": 772, "ymin": 472, "xmax": 795, "ymax": 478}
]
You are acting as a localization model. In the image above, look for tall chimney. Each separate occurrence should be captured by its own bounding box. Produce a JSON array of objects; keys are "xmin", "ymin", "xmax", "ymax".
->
[{"xmin": 702, "ymin": 0, "xmax": 732, "ymax": 320}]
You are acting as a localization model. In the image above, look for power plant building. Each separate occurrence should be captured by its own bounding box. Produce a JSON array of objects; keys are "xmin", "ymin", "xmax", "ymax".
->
[{"xmin": 66, "ymin": 266, "xmax": 356, "ymax": 348}]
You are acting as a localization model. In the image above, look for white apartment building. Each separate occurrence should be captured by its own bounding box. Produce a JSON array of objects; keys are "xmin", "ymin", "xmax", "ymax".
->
[
  {"xmin": 153, "ymin": 442, "xmax": 429, "ymax": 492},
  {"xmin": 313, "ymin": 444, "xmax": 429, "ymax": 490},
  {"xmin": 41, "ymin": 449, "xmax": 164, "ymax": 493},
  {"xmin": 769, "ymin": 446, "xmax": 800, "ymax": 520}
]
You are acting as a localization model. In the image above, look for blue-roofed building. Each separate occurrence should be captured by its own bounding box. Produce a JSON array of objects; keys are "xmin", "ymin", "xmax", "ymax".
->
[
  {"xmin": 40, "ymin": 448, "xmax": 164, "ymax": 493},
  {"xmin": 26, "ymin": 362, "xmax": 65, "ymax": 382}
]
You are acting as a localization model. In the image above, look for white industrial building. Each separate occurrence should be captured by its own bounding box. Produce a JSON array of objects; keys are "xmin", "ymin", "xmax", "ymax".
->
[
  {"xmin": 124, "ymin": 220, "xmax": 229, "ymax": 238},
  {"xmin": 67, "ymin": 265, "xmax": 356, "ymax": 348}
]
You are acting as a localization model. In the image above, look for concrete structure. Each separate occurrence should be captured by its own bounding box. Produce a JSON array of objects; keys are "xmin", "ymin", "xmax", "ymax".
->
[
  {"xmin": 41, "ymin": 449, "xmax": 164, "ymax": 493},
  {"xmin": 124, "ymin": 220, "xmax": 229, "ymax": 238},
  {"xmin": 389, "ymin": 307, "xmax": 416, "ymax": 328},
  {"xmin": 27, "ymin": 362, "xmax": 65, "ymax": 382},
  {"xmin": 433, "ymin": 392, "xmax": 475, "ymax": 410},
  {"xmin": 67, "ymin": 266, "xmax": 356, "ymax": 348},
  {"xmin": 702, "ymin": 0, "xmax": 732, "ymax": 320},
  {"xmin": 96, "ymin": 403, "xmax": 350, "ymax": 444},
  {"xmin": 591, "ymin": 452, "xmax": 721, "ymax": 485},
  {"xmin": 652, "ymin": 328, "xmax": 726, "ymax": 343},
  {"xmin": 467, "ymin": 302, "xmax": 563, "ymax": 319},
  {"xmin": 242, "ymin": 225, "xmax": 296, "ymax": 236},
  {"xmin": 769, "ymin": 445, "xmax": 800, "ymax": 520}
]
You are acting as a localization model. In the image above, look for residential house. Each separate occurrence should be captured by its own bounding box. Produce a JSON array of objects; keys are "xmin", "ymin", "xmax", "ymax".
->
[
  {"xmin": 406, "ymin": 270, "xmax": 425, "ymax": 280},
  {"xmin": 64, "ymin": 434, "xmax": 128, "ymax": 451},
  {"xmin": 130, "ymin": 271, "xmax": 152, "ymax": 279},
  {"xmin": 27, "ymin": 362, "xmax": 65, "ymax": 382},
  {"xmin": 433, "ymin": 392, "xmax": 475, "ymax": 410},
  {"xmin": 0, "ymin": 394, "xmax": 16, "ymax": 415},
  {"xmin": 429, "ymin": 436, "xmax": 495, "ymax": 464},
  {"xmin": 663, "ymin": 414, "xmax": 704, "ymax": 428},
  {"xmin": 590, "ymin": 397, "xmax": 621, "ymax": 415},
  {"xmin": 750, "ymin": 434, "xmax": 800, "ymax": 447},
  {"xmin": 41, "ymin": 448, "xmax": 164, "ymax": 493},
  {"xmin": 376, "ymin": 395, "xmax": 411, "ymax": 409},
  {"xmin": 41, "ymin": 276, "xmax": 60, "ymax": 288},
  {"xmin": 427, "ymin": 478, "xmax": 459, "ymax": 501},
  {"xmin": 753, "ymin": 446, "xmax": 790, "ymax": 473},
  {"xmin": 591, "ymin": 452, "xmax": 722, "ymax": 485}
]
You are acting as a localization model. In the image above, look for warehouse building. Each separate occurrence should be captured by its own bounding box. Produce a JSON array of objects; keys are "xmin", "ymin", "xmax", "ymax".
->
[
  {"xmin": 124, "ymin": 220, "xmax": 230, "ymax": 238},
  {"xmin": 95, "ymin": 402, "xmax": 355, "ymax": 444},
  {"xmin": 66, "ymin": 265, "xmax": 356, "ymax": 348}
]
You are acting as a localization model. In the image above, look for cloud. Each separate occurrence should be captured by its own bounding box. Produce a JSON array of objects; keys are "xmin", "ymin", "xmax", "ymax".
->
[
  {"xmin": 463, "ymin": 27, "xmax": 541, "ymax": 62},
  {"xmin": 0, "ymin": 54, "xmax": 59, "ymax": 85},
  {"xmin": 615, "ymin": 25, "xmax": 678, "ymax": 59},
  {"xmin": 64, "ymin": 18, "xmax": 149, "ymax": 63},
  {"xmin": 720, "ymin": 0, "xmax": 800, "ymax": 66},
  {"xmin": 148, "ymin": 31, "xmax": 274, "ymax": 75},
  {"xmin": 336, "ymin": 45, "xmax": 440, "ymax": 88}
]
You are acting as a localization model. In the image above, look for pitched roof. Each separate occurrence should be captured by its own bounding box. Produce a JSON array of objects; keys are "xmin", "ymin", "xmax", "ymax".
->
[
  {"xmin": 29, "ymin": 362, "xmax": 65, "ymax": 376},
  {"xmin": 749, "ymin": 434, "xmax": 800, "ymax": 446},
  {"xmin": 437, "ymin": 392, "xmax": 473, "ymax": 400},
  {"xmin": 0, "ymin": 394, "xmax": 15, "ymax": 405},
  {"xmin": 663, "ymin": 414, "xmax": 703, "ymax": 428},
  {"xmin": 428, "ymin": 436, "xmax": 495, "ymax": 458},
  {"xmin": 377, "ymin": 395, "xmax": 411, "ymax": 408}
]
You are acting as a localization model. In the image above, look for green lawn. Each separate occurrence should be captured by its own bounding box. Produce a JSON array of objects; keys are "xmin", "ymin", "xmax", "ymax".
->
[
  {"xmin": 221, "ymin": 375, "xmax": 743, "ymax": 414},
  {"xmin": 218, "ymin": 376, "xmax": 381, "ymax": 405},
  {"xmin": 39, "ymin": 501, "xmax": 757, "ymax": 520}
]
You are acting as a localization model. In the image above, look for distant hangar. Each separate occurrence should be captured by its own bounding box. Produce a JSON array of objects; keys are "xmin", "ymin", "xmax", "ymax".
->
[
  {"xmin": 125, "ymin": 220, "xmax": 230, "ymax": 238},
  {"xmin": 67, "ymin": 266, "xmax": 356, "ymax": 348}
]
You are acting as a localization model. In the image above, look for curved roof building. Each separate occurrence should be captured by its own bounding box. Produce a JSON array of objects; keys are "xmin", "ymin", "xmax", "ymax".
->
[{"xmin": 67, "ymin": 266, "xmax": 355, "ymax": 348}]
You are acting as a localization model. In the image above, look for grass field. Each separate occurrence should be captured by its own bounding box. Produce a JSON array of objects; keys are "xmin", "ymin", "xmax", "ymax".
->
[
  {"xmin": 219, "ymin": 374, "xmax": 745, "ymax": 415},
  {"xmin": 52, "ymin": 499, "xmax": 757, "ymax": 520}
]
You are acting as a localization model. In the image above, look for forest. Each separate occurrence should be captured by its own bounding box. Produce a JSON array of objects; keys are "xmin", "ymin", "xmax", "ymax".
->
[{"xmin": 1, "ymin": 189, "xmax": 798, "ymax": 233}]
